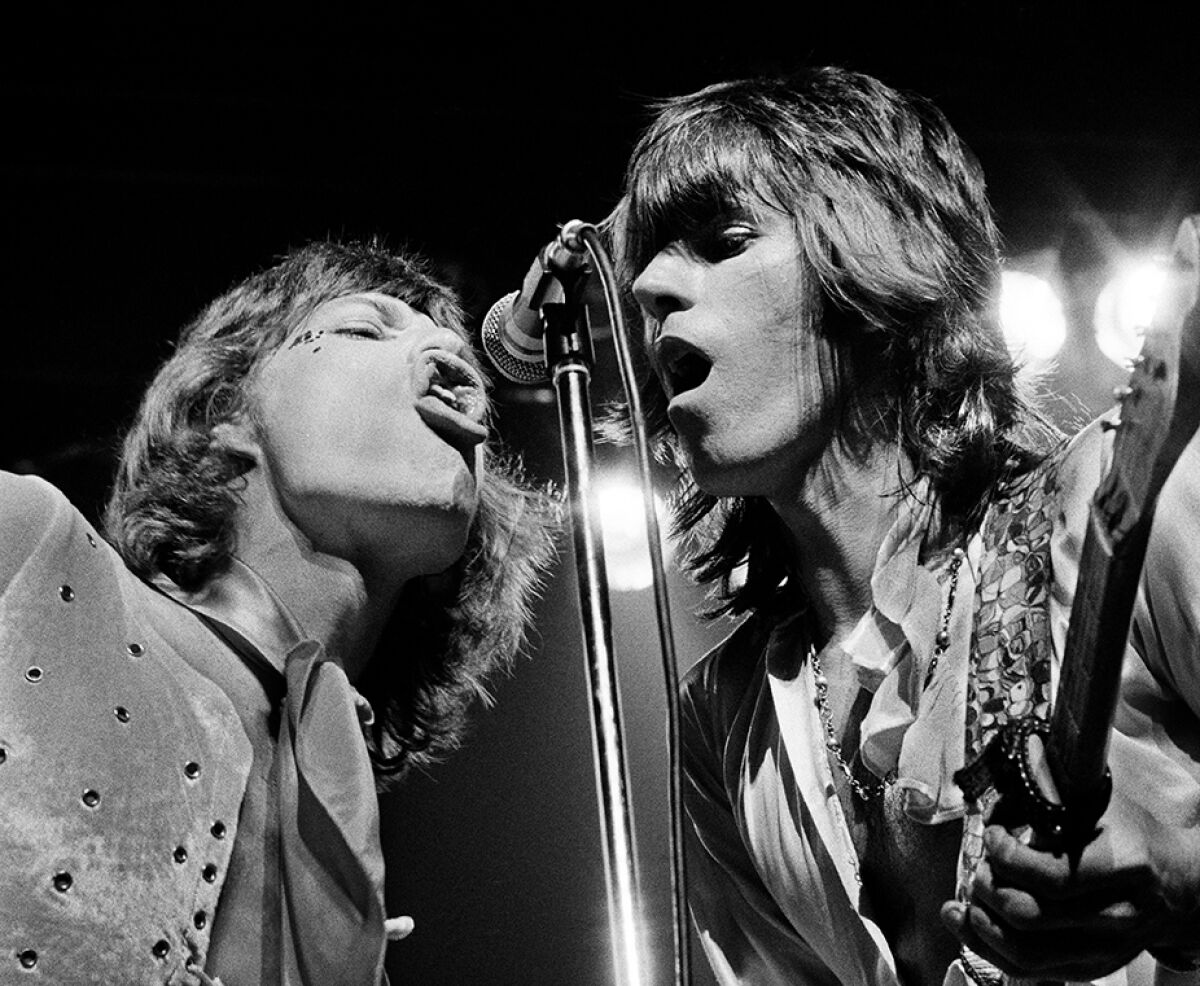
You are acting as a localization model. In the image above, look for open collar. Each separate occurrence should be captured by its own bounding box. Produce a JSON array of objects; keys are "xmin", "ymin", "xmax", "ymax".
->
[
  {"xmin": 152, "ymin": 557, "xmax": 305, "ymax": 684},
  {"xmin": 767, "ymin": 481, "xmax": 981, "ymax": 824}
]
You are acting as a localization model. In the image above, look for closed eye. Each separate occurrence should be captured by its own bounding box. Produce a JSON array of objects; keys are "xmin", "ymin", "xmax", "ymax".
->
[{"xmin": 336, "ymin": 324, "xmax": 385, "ymax": 339}]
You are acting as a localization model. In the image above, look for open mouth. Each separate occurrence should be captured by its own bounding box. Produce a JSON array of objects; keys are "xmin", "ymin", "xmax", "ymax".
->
[
  {"xmin": 422, "ymin": 351, "xmax": 486, "ymax": 421},
  {"xmin": 415, "ymin": 350, "xmax": 489, "ymax": 448},
  {"xmin": 655, "ymin": 336, "xmax": 712, "ymax": 399}
]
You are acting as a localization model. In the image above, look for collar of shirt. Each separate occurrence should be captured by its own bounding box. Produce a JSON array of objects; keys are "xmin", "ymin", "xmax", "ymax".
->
[
  {"xmin": 151, "ymin": 558, "xmax": 376, "ymax": 727},
  {"xmin": 153, "ymin": 557, "xmax": 388, "ymax": 984},
  {"xmin": 839, "ymin": 483, "xmax": 981, "ymax": 824},
  {"xmin": 152, "ymin": 557, "xmax": 304, "ymax": 680}
]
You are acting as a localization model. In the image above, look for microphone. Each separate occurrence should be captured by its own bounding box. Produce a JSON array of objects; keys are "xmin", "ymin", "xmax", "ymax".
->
[{"xmin": 481, "ymin": 221, "xmax": 590, "ymax": 384}]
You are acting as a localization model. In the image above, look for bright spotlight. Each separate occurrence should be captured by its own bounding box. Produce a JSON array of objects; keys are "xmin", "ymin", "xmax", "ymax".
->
[
  {"xmin": 596, "ymin": 476, "xmax": 672, "ymax": 592},
  {"xmin": 1094, "ymin": 261, "xmax": 1169, "ymax": 367},
  {"xmin": 999, "ymin": 270, "xmax": 1067, "ymax": 363}
]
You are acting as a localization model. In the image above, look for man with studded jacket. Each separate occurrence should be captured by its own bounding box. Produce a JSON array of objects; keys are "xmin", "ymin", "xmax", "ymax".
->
[{"xmin": 0, "ymin": 240, "xmax": 557, "ymax": 985}]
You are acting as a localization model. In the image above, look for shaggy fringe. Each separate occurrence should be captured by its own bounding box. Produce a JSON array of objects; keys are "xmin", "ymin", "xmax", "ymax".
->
[{"xmin": 601, "ymin": 67, "xmax": 1063, "ymax": 619}]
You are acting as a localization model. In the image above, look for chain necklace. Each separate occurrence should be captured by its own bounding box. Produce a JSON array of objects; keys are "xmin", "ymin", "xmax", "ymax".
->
[
  {"xmin": 925, "ymin": 546, "xmax": 966, "ymax": 685},
  {"xmin": 809, "ymin": 545, "xmax": 966, "ymax": 802},
  {"xmin": 809, "ymin": 645, "xmax": 894, "ymax": 801}
]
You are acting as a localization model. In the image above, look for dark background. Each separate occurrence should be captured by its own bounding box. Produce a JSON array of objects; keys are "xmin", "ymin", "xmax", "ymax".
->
[{"xmin": 4, "ymin": 8, "xmax": 1199, "ymax": 985}]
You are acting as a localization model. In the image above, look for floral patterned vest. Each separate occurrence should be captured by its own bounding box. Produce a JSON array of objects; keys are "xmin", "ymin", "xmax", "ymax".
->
[{"xmin": 957, "ymin": 450, "xmax": 1064, "ymax": 985}]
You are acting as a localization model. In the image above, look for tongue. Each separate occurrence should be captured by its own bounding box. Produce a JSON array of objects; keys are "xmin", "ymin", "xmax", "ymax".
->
[{"xmin": 416, "ymin": 396, "xmax": 488, "ymax": 448}]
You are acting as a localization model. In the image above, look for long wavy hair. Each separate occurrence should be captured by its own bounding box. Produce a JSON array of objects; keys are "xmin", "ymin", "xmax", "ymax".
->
[
  {"xmin": 605, "ymin": 66, "xmax": 1060, "ymax": 617},
  {"xmin": 105, "ymin": 240, "xmax": 559, "ymax": 785}
]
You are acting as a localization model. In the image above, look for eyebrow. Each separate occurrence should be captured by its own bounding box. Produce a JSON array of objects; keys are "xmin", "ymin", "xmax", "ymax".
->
[
  {"xmin": 322, "ymin": 294, "xmax": 480, "ymax": 364},
  {"xmin": 338, "ymin": 294, "xmax": 408, "ymax": 326}
]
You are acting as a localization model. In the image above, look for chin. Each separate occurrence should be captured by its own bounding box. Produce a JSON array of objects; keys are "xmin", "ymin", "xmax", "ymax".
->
[
  {"xmin": 687, "ymin": 460, "xmax": 755, "ymax": 499},
  {"xmin": 686, "ymin": 443, "xmax": 801, "ymax": 500},
  {"xmin": 381, "ymin": 462, "xmax": 479, "ymax": 517},
  {"xmin": 349, "ymin": 492, "xmax": 479, "ymax": 579},
  {"xmin": 410, "ymin": 497, "xmax": 477, "ymax": 570}
]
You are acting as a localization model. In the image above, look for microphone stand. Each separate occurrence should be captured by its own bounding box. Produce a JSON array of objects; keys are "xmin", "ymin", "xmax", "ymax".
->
[{"xmin": 542, "ymin": 266, "xmax": 648, "ymax": 986}]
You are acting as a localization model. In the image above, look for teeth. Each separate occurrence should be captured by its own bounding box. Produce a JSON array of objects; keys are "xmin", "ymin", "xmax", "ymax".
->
[
  {"xmin": 429, "ymin": 380, "xmax": 481, "ymax": 417},
  {"xmin": 425, "ymin": 352, "xmax": 485, "ymax": 420},
  {"xmin": 430, "ymin": 382, "xmax": 458, "ymax": 408}
]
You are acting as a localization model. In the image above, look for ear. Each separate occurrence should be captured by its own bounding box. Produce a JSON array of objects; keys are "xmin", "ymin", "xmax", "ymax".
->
[{"xmin": 210, "ymin": 415, "xmax": 262, "ymax": 464}]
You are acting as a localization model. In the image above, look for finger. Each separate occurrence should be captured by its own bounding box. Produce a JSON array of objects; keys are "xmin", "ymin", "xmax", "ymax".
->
[
  {"xmin": 385, "ymin": 915, "xmax": 415, "ymax": 941},
  {"xmin": 940, "ymin": 900, "xmax": 973, "ymax": 940},
  {"xmin": 941, "ymin": 898, "xmax": 1042, "ymax": 974},
  {"xmin": 983, "ymin": 826, "xmax": 1077, "ymax": 898},
  {"xmin": 984, "ymin": 826, "xmax": 1148, "ymax": 902},
  {"xmin": 940, "ymin": 900, "xmax": 1141, "ymax": 979},
  {"xmin": 970, "ymin": 861, "xmax": 1044, "ymax": 931},
  {"xmin": 972, "ymin": 863, "xmax": 1145, "ymax": 933}
]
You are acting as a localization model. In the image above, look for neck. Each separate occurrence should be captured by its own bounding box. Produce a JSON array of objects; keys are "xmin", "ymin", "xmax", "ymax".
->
[
  {"xmin": 768, "ymin": 437, "xmax": 913, "ymax": 647},
  {"xmin": 225, "ymin": 469, "xmax": 404, "ymax": 683}
]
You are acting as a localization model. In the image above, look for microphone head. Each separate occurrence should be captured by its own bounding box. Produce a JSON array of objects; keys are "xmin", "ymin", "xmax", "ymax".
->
[{"xmin": 480, "ymin": 290, "xmax": 550, "ymax": 385}]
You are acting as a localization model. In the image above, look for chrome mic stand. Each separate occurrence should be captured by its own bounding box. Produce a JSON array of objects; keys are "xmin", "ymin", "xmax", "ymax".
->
[{"xmin": 542, "ymin": 252, "xmax": 649, "ymax": 986}]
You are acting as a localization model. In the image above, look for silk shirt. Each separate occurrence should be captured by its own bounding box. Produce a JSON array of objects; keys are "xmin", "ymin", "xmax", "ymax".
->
[{"xmin": 680, "ymin": 420, "xmax": 1200, "ymax": 986}]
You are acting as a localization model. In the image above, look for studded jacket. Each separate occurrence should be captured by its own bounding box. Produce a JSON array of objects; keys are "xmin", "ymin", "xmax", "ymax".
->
[{"xmin": 0, "ymin": 472, "xmax": 252, "ymax": 984}]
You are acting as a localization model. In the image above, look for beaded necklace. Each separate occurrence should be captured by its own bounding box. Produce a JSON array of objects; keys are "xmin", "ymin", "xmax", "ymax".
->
[{"xmin": 809, "ymin": 546, "xmax": 966, "ymax": 801}]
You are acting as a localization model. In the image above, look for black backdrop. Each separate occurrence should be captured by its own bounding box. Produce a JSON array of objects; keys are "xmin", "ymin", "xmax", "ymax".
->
[{"xmin": 5, "ymin": 8, "xmax": 1200, "ymax": 984}]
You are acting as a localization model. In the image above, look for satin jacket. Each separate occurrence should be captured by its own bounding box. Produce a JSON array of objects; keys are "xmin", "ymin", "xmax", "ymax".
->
[
  {"xmin": 0, "ymin": 472, "xmax": 389, "ymax": 986},
  {"xmin": 0, "ymin": 471, "xmax": 252, "ymax": 983}
]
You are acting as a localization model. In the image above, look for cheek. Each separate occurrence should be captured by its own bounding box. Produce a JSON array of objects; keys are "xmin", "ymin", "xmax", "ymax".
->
[
  {"xmin": 764, "ymin": 284, "xmax": 839, "ymax": 401},
  {"xmin": 263, "ymin": 380, "xmax": 342, "ymax": 449},
  {"xmin": 253, "ymin": 361, "xmax": 372, "ymax": 471}
]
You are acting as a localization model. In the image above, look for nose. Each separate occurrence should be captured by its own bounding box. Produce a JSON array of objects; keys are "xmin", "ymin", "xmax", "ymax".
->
[{"xmin": 631, "ymin": 246, "xmax": 699, "ymax": 326}]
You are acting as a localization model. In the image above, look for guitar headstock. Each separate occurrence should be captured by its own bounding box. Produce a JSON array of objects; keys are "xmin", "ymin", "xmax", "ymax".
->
[{"xmin": 1095, "ymin": 215, "xmax": 1200, "ymax": 547}]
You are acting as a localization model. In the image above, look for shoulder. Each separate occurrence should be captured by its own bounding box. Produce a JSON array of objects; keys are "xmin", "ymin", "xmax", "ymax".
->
[
  {"xmin": 0, "ymin": 472, "xmax": 99, "ymax": 593},
  {"xmin": 0, "ymin": 474, "xmax": 254, "ymax": 977},
  {"xmin": 677, "ymin": 613, "xmax": 774, "ymax": 805},
  {"xmin": 0, "ymin": 470, "xmax": 78, "ymax": 543},
  {"xmin": 1054, "ymin": 416, "xmax": 1112, "ymax": 513},
  {"xmin": 680, "ymin": 612, "xmax": 773, "ymax": 733},
  {"xmin": 1052, "ymin": 411, "xmax": 1200, "ymax": 561}
]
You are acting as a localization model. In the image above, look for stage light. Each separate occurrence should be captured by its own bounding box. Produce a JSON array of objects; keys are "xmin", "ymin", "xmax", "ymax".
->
[
  {"xmin": 999, "ymin": 270, "xmax": 1067, "ymax": 364},
  {"xmin": 596, "ymin": 475, "xmax": 672, "ymax": 592},
  {"xmin": 1094, "ymin": 260, "xmax": 1169, "ymax": 367}
]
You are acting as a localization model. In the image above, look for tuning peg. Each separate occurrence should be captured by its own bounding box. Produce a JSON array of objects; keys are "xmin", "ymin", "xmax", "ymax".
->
[
  {"xmin": 1101, "ymin": 417, "xmax": 1123, "ymax": 432},
  {"xmin": 1113, "ymin": 385, "xmax": 1135, "ymax": 402}
]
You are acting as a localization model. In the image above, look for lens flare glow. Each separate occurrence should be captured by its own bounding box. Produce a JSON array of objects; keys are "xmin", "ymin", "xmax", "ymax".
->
[
  {"xmin": 999, "ymin": 270, "xmax": 1067, "ymax": 363},
  {"xmin": 1094, "ymin": 261, "xmax": 1169, "ymax": 367},
  {"xmin": 596, "ymin": 476, "xmax": 672, "ymax": 592}
]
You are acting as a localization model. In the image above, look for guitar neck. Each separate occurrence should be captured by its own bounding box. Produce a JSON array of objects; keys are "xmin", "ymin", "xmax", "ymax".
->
[
  {"xmin": 1045, "ymin": 509, "xmax": 1153, "ymax": 805},
  {"xmin": 1043, "ymin": 213, "xmax": 1200, "ymax": 818}
]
